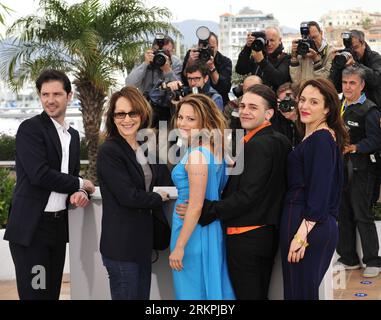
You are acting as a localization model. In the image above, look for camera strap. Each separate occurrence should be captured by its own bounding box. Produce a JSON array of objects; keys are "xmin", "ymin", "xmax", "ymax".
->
[{"xmin": 318, "ymin": 43, "xmax": 328, "ymax": 58}]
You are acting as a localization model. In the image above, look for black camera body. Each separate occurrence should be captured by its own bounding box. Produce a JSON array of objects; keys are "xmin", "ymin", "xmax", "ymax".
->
[
  {"xmin": 332, "ymin": 32, "xmax": 353, "ymax": 69},
  {"xmin": 296, "ymin": 22, "xmax": 317, "ymax": 56},
  {"xmin": 251, "ymin": 31, "xmax": 267, "ymax": 52},
  {"xmin": 167, "ymin": 86, "xmax": 191, "ymax": 101},
  {"xmin": 152, "ymin": 33, "xmax": 168, "ymax": 68},
  {"xmin": 197, "ymin": 42, "xmax": 214, "ymax": 62},
  {"xmin": 232, "ymin": 85, "xmax": 243, "ymax": 98},
  {"xmin": 279, "ymin": 93, "xmax": 296, "ymax": 113},
  {"xmin": 148, "ymin": 82, "xmax": 191, "ymax": 108}
]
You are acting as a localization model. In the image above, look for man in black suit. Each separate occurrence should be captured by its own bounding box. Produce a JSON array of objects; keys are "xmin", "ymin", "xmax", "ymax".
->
[
  {"xmin": 4, "ymin": 69, "xmax": 95, "ymax": 300},
  {"xmin": 177, "ymin": 84, "xmax": 291, "ymax": 299}
]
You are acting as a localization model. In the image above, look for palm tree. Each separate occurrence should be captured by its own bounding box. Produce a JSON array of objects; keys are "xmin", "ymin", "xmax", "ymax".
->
[
  {"xmin": 0, "ymin": 2, "xmax": 12, "ymax": 26},
  {"xmin": 0, "ymin": 0, "xmax": 176, "ymax": 182}
]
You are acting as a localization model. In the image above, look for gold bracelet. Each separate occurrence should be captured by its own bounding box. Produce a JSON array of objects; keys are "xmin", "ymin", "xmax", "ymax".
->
[{"xmin": 294, "ymin": 234, "xmax": 309, "ymax": 248}]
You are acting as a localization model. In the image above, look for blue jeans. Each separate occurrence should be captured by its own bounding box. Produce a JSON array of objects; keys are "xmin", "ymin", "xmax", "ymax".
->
[{"xmin": 102, "ymin": 255, "xmax": 151, "ymax": 300}]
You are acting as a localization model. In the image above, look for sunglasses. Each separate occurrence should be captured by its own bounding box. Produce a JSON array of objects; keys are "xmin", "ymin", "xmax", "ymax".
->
[{"xmin": 113, "ymin": 111, "xmax": 140, "ymax": 119}]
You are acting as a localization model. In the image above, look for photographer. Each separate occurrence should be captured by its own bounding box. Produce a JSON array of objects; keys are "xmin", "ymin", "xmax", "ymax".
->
[
  {"xmin": 126, "ymin": 35, "xmax": 182, "ymax": 128},
  {"xmin": 335, "ymin": 66, "xmax": 381, "ymax": 278},
  {"xmin": 181, "ymin": 28, "xmax": 232, "ymax": 106},
  {"xmin": 290, "ymin": 21, "xmax": 334, "ymax": 85},
  {"xmin": 126, "ymin": 34, "xmax": 182, "ymax": 94},
  {"xmin": 235, "ymin": 27, "xmax": 291, "ymax": 92},
  {"xmin": 330, "ymin": 31, "xmax": 381, "ymax": 213},
  {"xmin": 330, "ymin": 30, "xmax": 381, "ymax": 109},
  {"xmin": 167, "ymin": 62, "xmax": 224, "ymax": 111},
  {"xmin": 271, "ymin": 82, "xmax": 301, "ymax": 148}
]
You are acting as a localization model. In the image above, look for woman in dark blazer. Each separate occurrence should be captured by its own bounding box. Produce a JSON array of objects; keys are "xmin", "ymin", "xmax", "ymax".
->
[{"xmin": 97, "ymin": 86, "xmax": 171, "ymax": 300}]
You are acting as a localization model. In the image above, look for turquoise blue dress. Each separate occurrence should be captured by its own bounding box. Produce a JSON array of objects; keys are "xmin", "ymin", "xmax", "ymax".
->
[{"xmin": 170, "ymin": 146, "xmax": 235, "ymax": 300}]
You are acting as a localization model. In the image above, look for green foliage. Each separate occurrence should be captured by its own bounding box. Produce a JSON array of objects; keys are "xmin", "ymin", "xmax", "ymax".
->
[
  {"xmin": 0, "ymin": 0, "xmax": 178, "ymax": 91},
  {"xmin": 0, "ymin": 134, "xmax": 88, "ymax": 161},
  {"xmin": 361, "ymin": 17, "xmax": 372, "ymax": 30},
  {"xmin": 0, "ymin": 3, "xmax": 12, "ymax": 26},
  {"xmin": 0, "ymin": 0, "xmax": 178, "ymax": 181},
  {"xmin": 0, "ymin": 134, "xmax": 15, "ymax": 161},
  {"xmin": 231, "ymin": 71, "xmax": 248, "ymax": 86},
  {"xmin": 0, "ymin": 168, "xmax": 15, "ymax": 228}
]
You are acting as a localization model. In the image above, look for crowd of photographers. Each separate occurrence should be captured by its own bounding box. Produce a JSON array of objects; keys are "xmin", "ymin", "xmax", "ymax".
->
[
  {"xmin": 125, "ymin": 22, "xmax": 381, "ymax": 274},
  {"xmin": 126, "ymin": 21, "xmax": 380, "ymax": 148}
]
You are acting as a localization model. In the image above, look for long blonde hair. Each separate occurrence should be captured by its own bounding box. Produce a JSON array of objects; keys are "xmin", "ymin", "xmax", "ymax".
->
[{"xmin": 174, "ymin": 94, "xmax": 227, "ymax": 152}]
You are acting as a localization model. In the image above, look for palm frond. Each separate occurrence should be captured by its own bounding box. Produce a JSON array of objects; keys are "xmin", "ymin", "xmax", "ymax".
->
[
  {"xmin": 1, "ymin": 0, "xmax": 177, "ymax": 92},
  {"xmin": 0, "ymin": 3, "xmax": 13, "ymax": 25}
]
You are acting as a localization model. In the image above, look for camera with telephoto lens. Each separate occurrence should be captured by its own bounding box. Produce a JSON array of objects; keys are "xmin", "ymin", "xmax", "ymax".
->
[
  {"xmin": 296, "ymin": 22, "xmax": 317, "ymax": 56},
  {"xmin": 196, "ymin": 26, "xmax": 214, "ymax": 62},
  {"xmin": 332, "ymin": 32, "xmax": 353, "ymax": 69},
  {"xmin": 152, "ymin": 33, "xmax": 168, "ymax": 68},
  {"xmin": 251, "ymin": 31, "xmax": 267, "ymax": 52},
  {"xmin": 279, "ymin": 93, "xmax": 297, "ymax": 113}
]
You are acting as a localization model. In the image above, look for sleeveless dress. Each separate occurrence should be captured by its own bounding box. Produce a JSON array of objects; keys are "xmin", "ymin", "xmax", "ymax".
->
[{"xmin": 170, "ymin": 146, "xmax": 235, "ymax": 300}]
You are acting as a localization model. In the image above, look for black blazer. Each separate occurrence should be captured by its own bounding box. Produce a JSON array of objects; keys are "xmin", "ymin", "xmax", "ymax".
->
[
  {"xmin": 199, "ymin": 126, "xmax": 292, "ymax": 228},
  {"xmin": 4, "ymin": 112, "xmax": 81, "ymax": 246},
  {"xmin": 97, "ymin": 135, "xmax": 172, "ymax": 263}
]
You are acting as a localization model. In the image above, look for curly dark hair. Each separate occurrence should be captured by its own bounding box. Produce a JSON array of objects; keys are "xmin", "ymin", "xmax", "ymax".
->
[{"xmin": 296, "ymin": 78, "xmax": 349, "ymax": 153}]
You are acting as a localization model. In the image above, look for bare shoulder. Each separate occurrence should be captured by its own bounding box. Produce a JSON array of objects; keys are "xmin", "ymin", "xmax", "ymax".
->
[{"xmin": 187, "ymin": 149, "xmax": 208, "ymax": 165}]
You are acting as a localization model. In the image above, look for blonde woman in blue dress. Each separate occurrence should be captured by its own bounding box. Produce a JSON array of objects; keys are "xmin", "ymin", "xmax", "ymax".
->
[{"xmin": 169, "ymin": 94, "xmax": 235, "ymax": 299}]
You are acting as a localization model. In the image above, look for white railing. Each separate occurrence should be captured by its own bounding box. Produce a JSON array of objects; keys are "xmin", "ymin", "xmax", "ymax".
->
[
  {"xmin": 0, "ymin": 107, "xmax": 82, "ymax": 119},
  {"xmin": 0, "ymin": 160, "xmax": 89, "ymax": 168}
]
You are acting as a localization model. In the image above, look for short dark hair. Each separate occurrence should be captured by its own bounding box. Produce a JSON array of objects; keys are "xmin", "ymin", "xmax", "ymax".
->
[
  {"xmin": 276, "ymin": 82, "xmax": 299, "ymax": 98},
  {"xmin": 350, "ymin": 29, "xmax": 365, "ymax": 44},
  {"xmin": 209, "ymin": 32, "xmax": 218, "ymax": 45},
  {"xmin": 105, "ymin": 86, "xmax": 152, "ymax": 139},
  {"xmin": 308, "ymin": 21, "xmax": 322, "ymax": 33},
  {"xmin": 185, "ymin": 61, "xmax": 209, "ymax": 77},
  {"xmin": 245, "ymin": 84, "xmax": 278, "ymax": 111},
  {"xmin": 35, "ymin": 69, "xmax": 72, "ymax": 94},
  {"xmin": 296, "ymin": 78, "xmax": 349, "ymax": 153},
  {"xmin": 153, "ymin": 35, "xmax": 174, "ymax": 47}
]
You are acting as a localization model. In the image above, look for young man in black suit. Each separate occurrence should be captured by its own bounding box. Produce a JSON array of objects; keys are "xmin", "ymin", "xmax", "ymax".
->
[
  {"xmin": 177, "ymin": 84, "xmax": 292, "ymax": 299},
  {"xmin": 4, "ymin": 69, "xmax": 95, "ymax": 300}
]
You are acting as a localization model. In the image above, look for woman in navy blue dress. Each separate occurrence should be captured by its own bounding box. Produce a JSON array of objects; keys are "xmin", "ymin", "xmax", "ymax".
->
[{"xmin": 280, "ymin": 78, "xmax": 349, "ymax": 300}]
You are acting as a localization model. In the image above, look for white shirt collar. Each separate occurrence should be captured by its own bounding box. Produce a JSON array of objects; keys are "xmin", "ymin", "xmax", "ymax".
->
[{"xmin": 50, "ymin": 117, "xmax": 70, "ymax": 131}]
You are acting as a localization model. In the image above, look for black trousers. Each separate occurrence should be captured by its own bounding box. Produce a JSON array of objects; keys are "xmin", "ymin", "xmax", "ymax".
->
[
  {"xmin": 337, "ymin": 169, "xmax": 381, "ymax": 267},
  {"xmin": 9, "ymin": 212, "xmax": 68, "ymax": 300},
  {"xmin": 226, "ymin": 225, "xmax": 279, "ymax": 300}
]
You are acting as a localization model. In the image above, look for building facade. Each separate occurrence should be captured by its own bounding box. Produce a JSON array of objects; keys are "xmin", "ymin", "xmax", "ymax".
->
[
  {"xmin": 219, "ymin": 7, "xmax": 279, "ymax": 66},
  {"xmin": 321, "ymin": 9, "xmax": 381, "ymax": 54},
  {"xmin": 321, "ymin": 9, "xmax": 369, "ymax": 29}
]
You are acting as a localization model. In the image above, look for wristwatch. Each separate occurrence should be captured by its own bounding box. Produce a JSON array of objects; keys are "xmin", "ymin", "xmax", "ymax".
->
[{"xmin": 209, "ymin": 67, "xmax": 217, "ymax": 73}]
